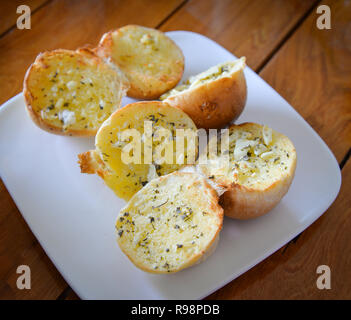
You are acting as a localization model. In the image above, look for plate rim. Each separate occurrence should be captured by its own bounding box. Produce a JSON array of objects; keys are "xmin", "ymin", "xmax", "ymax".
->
[{"xmin": 0, "ymin": 30, "xmax": 342, "ymax": 300}]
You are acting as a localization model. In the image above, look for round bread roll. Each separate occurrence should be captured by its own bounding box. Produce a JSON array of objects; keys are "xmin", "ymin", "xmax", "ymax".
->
[
  {"xmin": 116, "ymin": 171, "xmax": 223, "ymax": 273},
  {"xmin": 97, "ymin": 25, "xmax": 184, "ymax": 99},
  {"xmin": 198, "ymin": 123, "xmax": 297, "ymax": 219},
  {"xmin": 78, "ymin": 101, "xmax": 197, "ymax": 201},
  {"xmin": 160, "ymin": 58, "xmax": 247, "ymax": 129},
  {"xmin": 23, "ymin": 48, "xmax": 127, "ymax": 136}
]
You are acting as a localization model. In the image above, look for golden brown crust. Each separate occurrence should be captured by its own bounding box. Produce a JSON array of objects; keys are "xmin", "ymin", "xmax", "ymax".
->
[
  {"xmin": 116, "ymin": 172, "xmax": 223, "ymax": 274},
  {"xmin": 78, "ymin": 150, "xmax": 109, "ymax": 181},
  {"xmin": 225, "ymin": 123, "xmax": 296, "ymax": 219},
  {"xmin": 164, "ymin": 61, "xmax": 247, "ymax": 129},
  {"xmin": 97, "ymin": 25, "xmax": 184, "ymax": 100},
  {"xmin": 199, "ymin": 122, "xmax": 297, "ymax": 219},
  {"xmin": 221, "ymin": 167, "xmax": 296, "ymax": 219},
  {"xmin": 78, "ymin": 150, "xmax": 100, "ymax": 173},
  {"xmin": 23, "ymin": 48, "xmax": 126, "ymax": 136},
  {"xmin": 78, "ymin": 151, "xmax": 95, "ymax": 174},
  {"xmin": 79, "ymin": 100, "xmax": 198, "ymax": 201},
  {"xmin": 24, "ymin": 50, "xmax": 95, "ymax": 136}
]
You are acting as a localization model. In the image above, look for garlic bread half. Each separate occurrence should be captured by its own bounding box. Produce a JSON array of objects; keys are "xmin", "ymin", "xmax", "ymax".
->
[
  {"xmin": 23, "ymin": 48, "xmax": 127, "ymax": 136},
  {"xmin": 78, "ymin": 101, "xmax": 197, "ymax": 201},
  {"xmin": 160, "ymin": 58, "xmax": 247, "ymax": 129},
  {"xmin": 198, "ymin": 123, "xmax": 297, "ymax": 219},
  {"xmin": 97, "ymin": 25, "xmax": 184, "ymax": 99},
  {"xmin": 116, "ymin": 171, "xmax": 223, "ymax": 273}
]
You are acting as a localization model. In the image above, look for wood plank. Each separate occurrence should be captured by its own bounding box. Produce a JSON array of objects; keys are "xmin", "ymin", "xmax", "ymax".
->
[
  {"xmin": 207, "ymin": 0, "xmax": 351, "ymax": 299},
  {"xmin": 0, "ymin": 180, "xmax": 67, "ymax": 299},
  {"xmin": 259, "ymin": 0, "xmax": 351, "ymax": 163},
  {"xmin": 0, "ymin": 0, "xmax": 185, "ymax": 105},
  {"xmin": 61, "ymin": 288, "xmax": 80, "ymax": 300},
  {"xmin": 0, "ymin": 0, "xmax": 185, "ymax": 300},
  {"xmin": 160, "ymin": 0, "xmax": 317, "ymax": 70},
  {"xmin": 0, "ymin": 242, "xmax": 67, "ymax": 299},
  {"xmin": 64, "ymin": 1, "xmax": 350, "ymax": 299},
  {"xmin": 1, "ymin": 0, "xmax": 349, "ymax": 300},
  {"xmin": 208, "ymin": 158, "xmax": 350, "ymax": 299},
  {"xmin": 0, "ymin": 0, "xmax": 49, "ymax": 36},
  {"xmin": 61, "ymin": 1, "xmax": 351, "ymax": 300}
]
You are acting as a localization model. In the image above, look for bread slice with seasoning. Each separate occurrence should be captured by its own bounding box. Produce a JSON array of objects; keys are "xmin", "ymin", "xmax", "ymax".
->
[
  {"xmin": 160, "ymin": 58, "xmax": 247, "ymax": 129},
  {"xmin": 97, "ymin": 25, "xmax": 184, "ymax": 100},
  {"xmin": 23, "ymin": 48, "xmax": 127, "ymax": 136},
  {"xmin": 116, "ymin": 171, "xmax": 223, "ymax": 273},
  {"xmin": 198, "ymin": 123, "xmax": 297, "ymax": 219},
  {"xmin": 78, "ymin": 101, "xmax": 197, "ymax": 201}
]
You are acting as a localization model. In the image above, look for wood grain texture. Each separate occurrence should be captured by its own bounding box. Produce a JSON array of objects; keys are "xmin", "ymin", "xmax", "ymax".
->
[
  {"xmin": 160, "ymin": 0, "xmax": 317, "ymax": 70},
  {"xmin": 0, "ymin": 0, "xmax": 350, "ymax": 300},
  {"xmin": 0, "ymin": 0, "xmax": 185, "ymax": 106},
  {"xmin": 207, "ymin": 0, "xmax": 351, "ymax": 299},
  {"xmin": 0, "ymin": 0, "xmax": 49, "ymax": 36},
  {"xmin": 0, "ymin": 180, "xmax": 67, "ymax": 299},
  {"xmin": 61, "ymin": 288, "xmax": 80, "ymax": 300},
  {"xmin": 0, "ymin": 0, "xmax": 185, "ymax": 300},
  {"xmin": 260, "ymin": 0, "xmax": 351, "ymax": 163},
  {"xmin": 207, "ymin": 159, "xmax": 350, "ymax": 299}
]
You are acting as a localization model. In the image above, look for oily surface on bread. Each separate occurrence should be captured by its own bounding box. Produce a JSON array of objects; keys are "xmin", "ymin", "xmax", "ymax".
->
[
  {"xmin": 78, "ymin": 101, "xmax": 197, "ymax": 201},
  {"xmin": 161, "ymin": 58, "xmax": 247, "ymax": 129},
  {"xmin": 198, "ymin": 122, "xmax": 297, "ymax": 219},
  {"xmin": 23, "ymin": 49, "xmax": 126, "ymax": 136},
  {"xmin": 116, "ymin": 172, "xmax": 223, "ymax": 273},
  {"xmin": 97, "ymin": 25, "xmax": 184, "ymax": 99}
]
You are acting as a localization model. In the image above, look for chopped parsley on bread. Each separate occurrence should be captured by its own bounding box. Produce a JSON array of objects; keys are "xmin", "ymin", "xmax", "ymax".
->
[
  {"xmin": 23, "ymin": 48, "xmax": 127, "ymax": 136},
  {"xmin": 198, "ymin": 123, "xmax": 297, "ymax": 219},
  {"xmin": 97, "ymin": 25, "xmax": 184, "ymax": 99},
  {"xmin": 78, "ymin": 101, "xmax": 197, "ymax": 201},
  {"xmin": 161, "ymin": 58, "xmax": 247, "ymax": 129},
  {"xmin": 116, "ymin": 171, "xmax": 223, "ymax": 273}
]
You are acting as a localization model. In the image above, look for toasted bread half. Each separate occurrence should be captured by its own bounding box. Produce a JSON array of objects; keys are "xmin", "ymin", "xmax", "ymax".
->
[
  {"xmin": 78, "ymin": 101, "xmax": 197, "ymax": 201},
  {"xmin": 116, "ymin": 171, "xmax": 223, "ymax": 273},
  {"xmin": 160, "ymin": 58, "xmax": 247, "ymax": 129},
  {"xmin": 97, "ymin": 25, "xmax": 184, "ymax": 99},
  {"xmin": 23, "ymin": 48, "xmax": 127, "ymax": 136},
  {"xmin": 198, "ymin": 123, "xmax": 297, "ymax": 219}
]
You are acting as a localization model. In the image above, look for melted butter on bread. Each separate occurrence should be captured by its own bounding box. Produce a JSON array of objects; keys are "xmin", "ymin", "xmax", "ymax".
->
[
  {"xmin": 24, "ymin": 49, "xmax": 126, "ymax": 135},
  {"xmin": 161, "ymin": 58, "xmax": 245, "ymax": 100},
  {"xmin": 78, "ymin": 101, "xmax": 197, "ymax": 201},
  {"xmin": 198, "ymin": 123, "xmax": 297, "ymax": 219},
  {"xmin": 116, "ymin": 172, "xmax": 223, "ymax": 273},
  {"xmin": 199, "ymin": 123, "xmax": 296, "ymax": 190},
  {"xmin": 97, "ymin": 25, "xmax": 184, "ymax": 99}
]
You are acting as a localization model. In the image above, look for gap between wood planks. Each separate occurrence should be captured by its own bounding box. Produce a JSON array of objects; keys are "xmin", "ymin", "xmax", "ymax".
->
[
  {"xmin": 0, "ymin": 0, "xmax": 53, "ymax": 40},
  {"xmin": 281, "ymin": 144, "xmax": 350, "ymax": 253},
  {"xmin": 57, "ymin": 0, "xmax": 351, "ymax": 299},
  {"xmin": 339, "ymin": 148, "xmax": 351, "ymax": 171},
  {"xmin": 269, "ymin": 0, "xmax": 351, "ymax": 253},
  {"xmin": 56, "ymin": 286, "xmax": 73, "ymax": 300},
  {"xmin": 255, "ymin": 0, "xmax": 322, "ymax": 73},
  {"xmin": 281, "ymin": 146, "xmax": 351, "ymax": 252},
  {"xmin": 156, "ymin": 0, "xmax": 189, "ymax": 29},
  {"xmin": 1, "ymin": 0, "xmax": 347, "ymax": 299}
]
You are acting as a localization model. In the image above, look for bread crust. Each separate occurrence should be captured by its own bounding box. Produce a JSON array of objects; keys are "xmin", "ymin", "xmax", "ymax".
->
[
  {"xmin": 199, "ymin": 122, "xmax": 297, "ymax": 219},
  {"xmin": 23, "ymin": 48, "xmax": 126, "ymax": 136},
  {"xmin": 164, "ymin": 59, "xmax": 247, "ymax": 129},
  {"xmin": 78, "ymin": 150, "xmax": 108, "ymax": 178},
  {"xmin": 221, "ymin": 168, "xmax": 296, "ymax": 219},
  {"xmin": 116, "ymin": 172, "xmax": 223, "ymax": 274},
  {"xmin": 97, "ymin": 25, "xmax": 184, "ymax": 99},
  {"xmin": 78, "ymin": 101, "xmax": 198, "ymax": 201}
]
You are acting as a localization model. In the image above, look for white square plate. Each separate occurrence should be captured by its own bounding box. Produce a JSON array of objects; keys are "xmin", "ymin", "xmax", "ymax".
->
[{"xmin": 0, "ymin": 31, "xmax": 341, "ymax": 299}]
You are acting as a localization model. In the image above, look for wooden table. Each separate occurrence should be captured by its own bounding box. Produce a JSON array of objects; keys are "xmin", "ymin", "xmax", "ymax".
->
[{"xmin": 0, "ymin": 0, "xmax": 350, "ymax": 300}]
